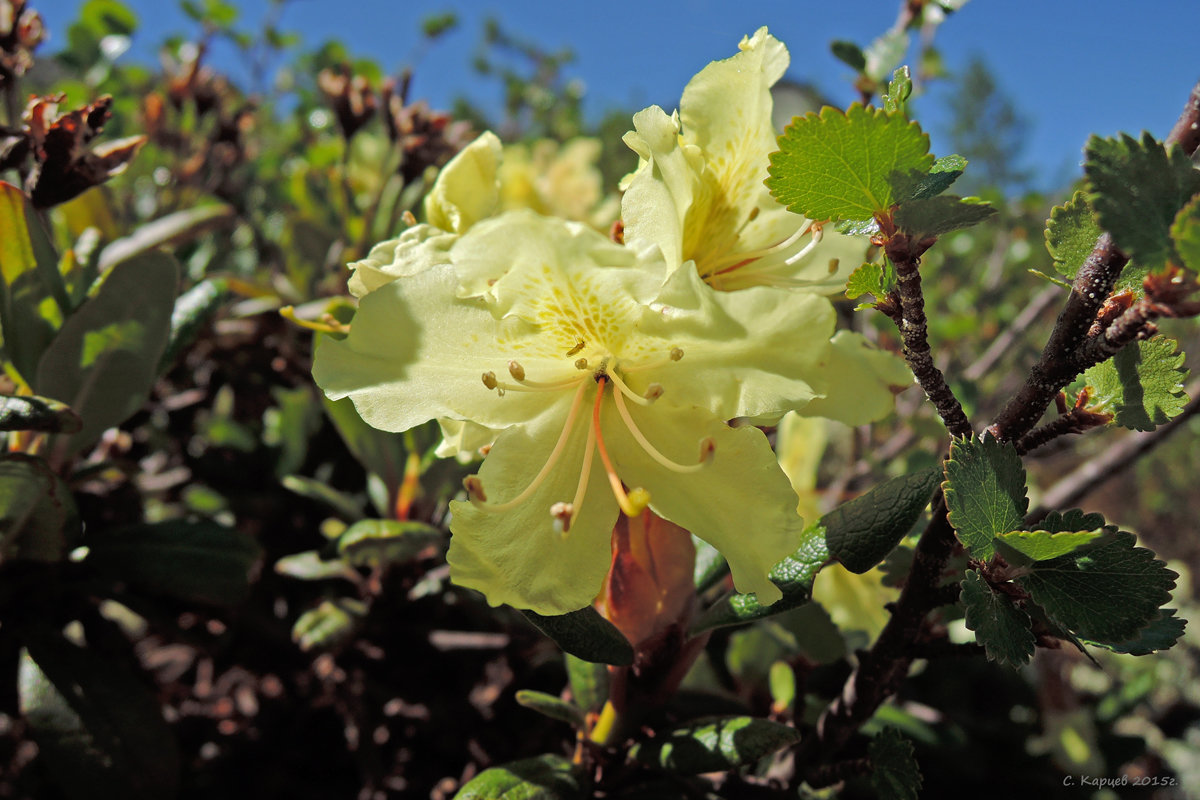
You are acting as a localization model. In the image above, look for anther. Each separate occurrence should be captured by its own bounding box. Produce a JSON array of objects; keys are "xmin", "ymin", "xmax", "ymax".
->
[
  {"xmin": 482, "ymin": 371, "xmax": 498, "ymax": 390},
  {"xmin": 644, "ymin": 384, "xmax": 664, "ymax": 401},
  {"xmin": 508, "ymin": 360, "xmax": 526, "ymax": 381},
  {"xmin": 699, "ymin": 437, "xmax": 716, "ymax": 463},
  {"xmin": 550, "ymin": 502, "xmax": 574, "ymax": 535},
  {"xmin": 670, "ymin": 347, "xmax": 684, "ymax": 361},
  {"xmin": 575, "ymin": 358, "xmax": 589, "ymax": 370},
  {"xmin": 463, "ymin": 476, "xmax": 487, "ymax": 503},
  {"xmin": 566, "ymin": 340, "xmax": 585, "ymax": 356}
]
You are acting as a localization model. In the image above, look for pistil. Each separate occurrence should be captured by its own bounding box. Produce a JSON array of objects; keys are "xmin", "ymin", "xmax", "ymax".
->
[{"xmin": 593, "ymin": 377, "xmax": 650, "ymax": 518}]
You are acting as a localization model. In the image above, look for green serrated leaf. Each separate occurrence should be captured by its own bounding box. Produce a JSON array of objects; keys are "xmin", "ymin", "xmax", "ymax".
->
[
  {"xmin": 845, "ymin": 261, "xmax": 890, "ymax": 303},
  {"xmin": 1045, "ymin": 190, "xmax": 1102, "ymax": 280},
  {"xmin": 993, "ymin": 528, "xmax": 1109, "ymax": 565},
  {"xmin": 835, "ymin": 218, "xmax": 881, "ymax": 236},
  {"xmin": 33, "ymin": 252, "xmax": 178, "ymax": 459},
  {"xmin": 1019, "ymin": 530, "xmax": 1177, "ymax": 645},
  {"xmin": 1172, "ymin": 193, "xmax": 1200, "ymax": 272},
  {"xmin": 690, "ymin": 521, "xmax": 828, "ymax": 633},
  {"xmin": 882, "ymin": 66, "xmax": 913, "ymax": 114},
  {"xmin": 514, "ymin": 690, "xmax": 584, "ymax": 728},
  {"xmin": 0, "ymin": 453, "xmax": 80, "ymax": 563},
  {"xmin": 629, "ymin": 716, "xmax": 801, "ymax": 775},
  {"xmin": 336, "ymin": 519, "xmax": 442, "ymax": 568},
  {"xmin": 894, "ymin": 195, "xmax": 996, "ymax": 239},
  {"xmin": 85, "ymin": 520, "xmax": 262, "ymax": 606},
  {"xmin": 1085, "ymin": 132, "xmax": 1200, "ymax": 272},
  {"xmin": 0, "ymin": 395, "xmax": 82, "ymax": 434},
  {"xmin": 292, "ymin": 598, "xmax": 365, "ymax": 652},
  {"xmin": 454, "ymin": 754, "xmax": 583, "ymax": 800},
  {"xmin": 960, "ymin": 570, "xmax": 1035, "ymax": 668},
  {"xmin": 280, "ymin": 474, "xmax": 364, "ymax": 521},
  {"xmin": 869, "ymin": 728, "xmax": 923, "ymax": 800},
  {"xmin": 830, "ymin": 40, "xmax": 867, "ymax": 72},
  {"xmin": 1040, "ymin": 509, "xmax": 1107, "ymax": 533},
  {"xmin": 825, "ymin": 467, "xmax": 939, "ymax": 573},
  {"xmin": 1081, "ymin": 336, "xmax": 1188, "ymax": 431},
  {"xmin": 901, "ymin": 154, "xmax": 967, "ymax": 201},
  {"xmin": 943, "ymin": 435, "xmax": 1028, "ymax": 559},
  {"xmin": 565, "ymin": 654, "xmax": 608, "ymax": 713},
  {"xmin": 523, "ymin": 607, "xmax": 633, "ymax": 666},
  {"xmin": 767, "ymin": 104, "xmax": 933, "ymax": 221},
  {"xmin": 19, "ymin": 631, "xmax": 179, "ymax": 800},
  {"xmin": 1079, "ymin": 608, "xmax": 1187, "ymax": 655}
]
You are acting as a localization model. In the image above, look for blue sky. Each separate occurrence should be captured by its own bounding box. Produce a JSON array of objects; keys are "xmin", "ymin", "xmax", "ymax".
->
[{"xmin": 35, "ymin": 0, "xmax": 1200, "ymax": 190}]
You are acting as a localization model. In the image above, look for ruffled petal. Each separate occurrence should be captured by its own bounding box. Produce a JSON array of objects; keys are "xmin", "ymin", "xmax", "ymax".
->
[
  {"xmin": 799, "ymin": 331, "xmax": 913, "ymax": 425},
  {"xmin": 448, "ymin": 391, "xmax": 620, "ymax": 614},
  {"xmin": 423, "ymin": 131, "xmax": 502, "ymax": 234},
  {"xmin": 603, "ymin": 399, "xmax": 803, "ymax": 606},
  {"xmin": 622, "ymin": 265, "xmax": 836, "ymax": 423},
  {"xmin": 313, "ymin": 264, "xmax": 579, "ymax": 432},
  {"xmin": 347, "ymin": 223, "xmax": 455, "ymax": 298}
]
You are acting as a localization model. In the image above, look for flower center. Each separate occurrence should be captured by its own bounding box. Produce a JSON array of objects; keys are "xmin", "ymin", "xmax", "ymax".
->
[{"xmin": 466, "ymin": 355, "xmax": 715, "ymax": 536}]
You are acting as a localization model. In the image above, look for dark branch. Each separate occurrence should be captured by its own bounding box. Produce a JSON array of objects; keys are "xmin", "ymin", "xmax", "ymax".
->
[
  {"xmin": 887, "ymin": 237, "xmax": 974, "ymax": 439},
  {"xmin": 988, "ymin": 80, "xmax": 1200, "ymax": 444}
]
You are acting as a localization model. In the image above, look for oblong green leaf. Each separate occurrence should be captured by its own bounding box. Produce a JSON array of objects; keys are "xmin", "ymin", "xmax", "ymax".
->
[
  {"xmin": 33, "ymin": 252, "xmax": 179, "ymax": 458},
  {"xmin": 565, "ymin": 653, "xmax": 609, "ymax": 713},
  {"xmin": 454, "ymin": 754, "xmax": 583, "ymax": 800},
  {"xmin": 158, "ymin": 277, "xmax": 228, "ymax": 370},
  {"xmin": 825, "ymin": 466, "xmax": 939, "ymax": 573},
  {"xmin": 19, "ymin": 631, "xmax": 179, "ymax": 800},
  {"xmin": 336, "ymin": 519, "xmax": 442, "ymax": 568},
  {"xmin": 629, "ymin": 716, "xmax": 801, "ymax": 775},
  {"xmin": 522, "ymin": 607, "xmax": 633, "ymax": 666},
  {"xmin": 0, "ymin": 182, "xmax": 61, "ymax": 383},
  {"xmin": 0, "ymin": 395, "xmax": 82, "ymax": 434},
  {"xmin": 514, "ymin": 690, "xmax": 585, "ymax": 728},
  {"xmin": 690, "ymin": 521, "xmax": 828, "ymax": 634},
  {"xmin": 85, "ymin": 520, "xmax": 262, "ymax": 606},
  {"xmin": 292, "ymin": 598, "xmax": 365, "ymax": 652},
  {"xmin": 96, "ymin": 205, "xmax": 235, "ymax": 272}
]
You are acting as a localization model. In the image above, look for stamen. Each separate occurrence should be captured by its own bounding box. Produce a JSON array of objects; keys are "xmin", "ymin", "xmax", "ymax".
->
[
  {"xmin": 508, "ymin": 360, "xmax": 526, "ymax": 381},
  {"xmin": 467, "ymin": 380, "xmax": 590, "ymax": 513},
  {"xmin": 565, "ymin": 412, "xmax": 597, "ymax": 532},
  {"xmin": 575, "ymin": 358, "xmax": 589, "ymax": 370},
  {"xmin": 670, "ymin": 347, "xmax": 684, "ymax": 361},
  {"xmin": 593, "ymin": 377, "xmax": 650, "ymax": 517},
  {"xmin": 612, "ymin": 386, "xmax": 714, "ymax": 474},
  {"xmin": 490, "ymin": 373, "xmax": 588, "ymax": 393},
  {"xmin": 706, "ymin": 218, "xmax": 816, "ymax": 275},
  {"xmin": 482, "ymin": 371, "xmax": 498, "ymax": 390},
  {"xmin": 620, "ymin": 347, "xmax": 684, "ymax": 374},
  {"xmin": 607, "ymin": 366, "xmax": 659, "ymax": 406},
  {"xmin": 550, "ymin": 502, "xmax": 573, "ymax": 536}
]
